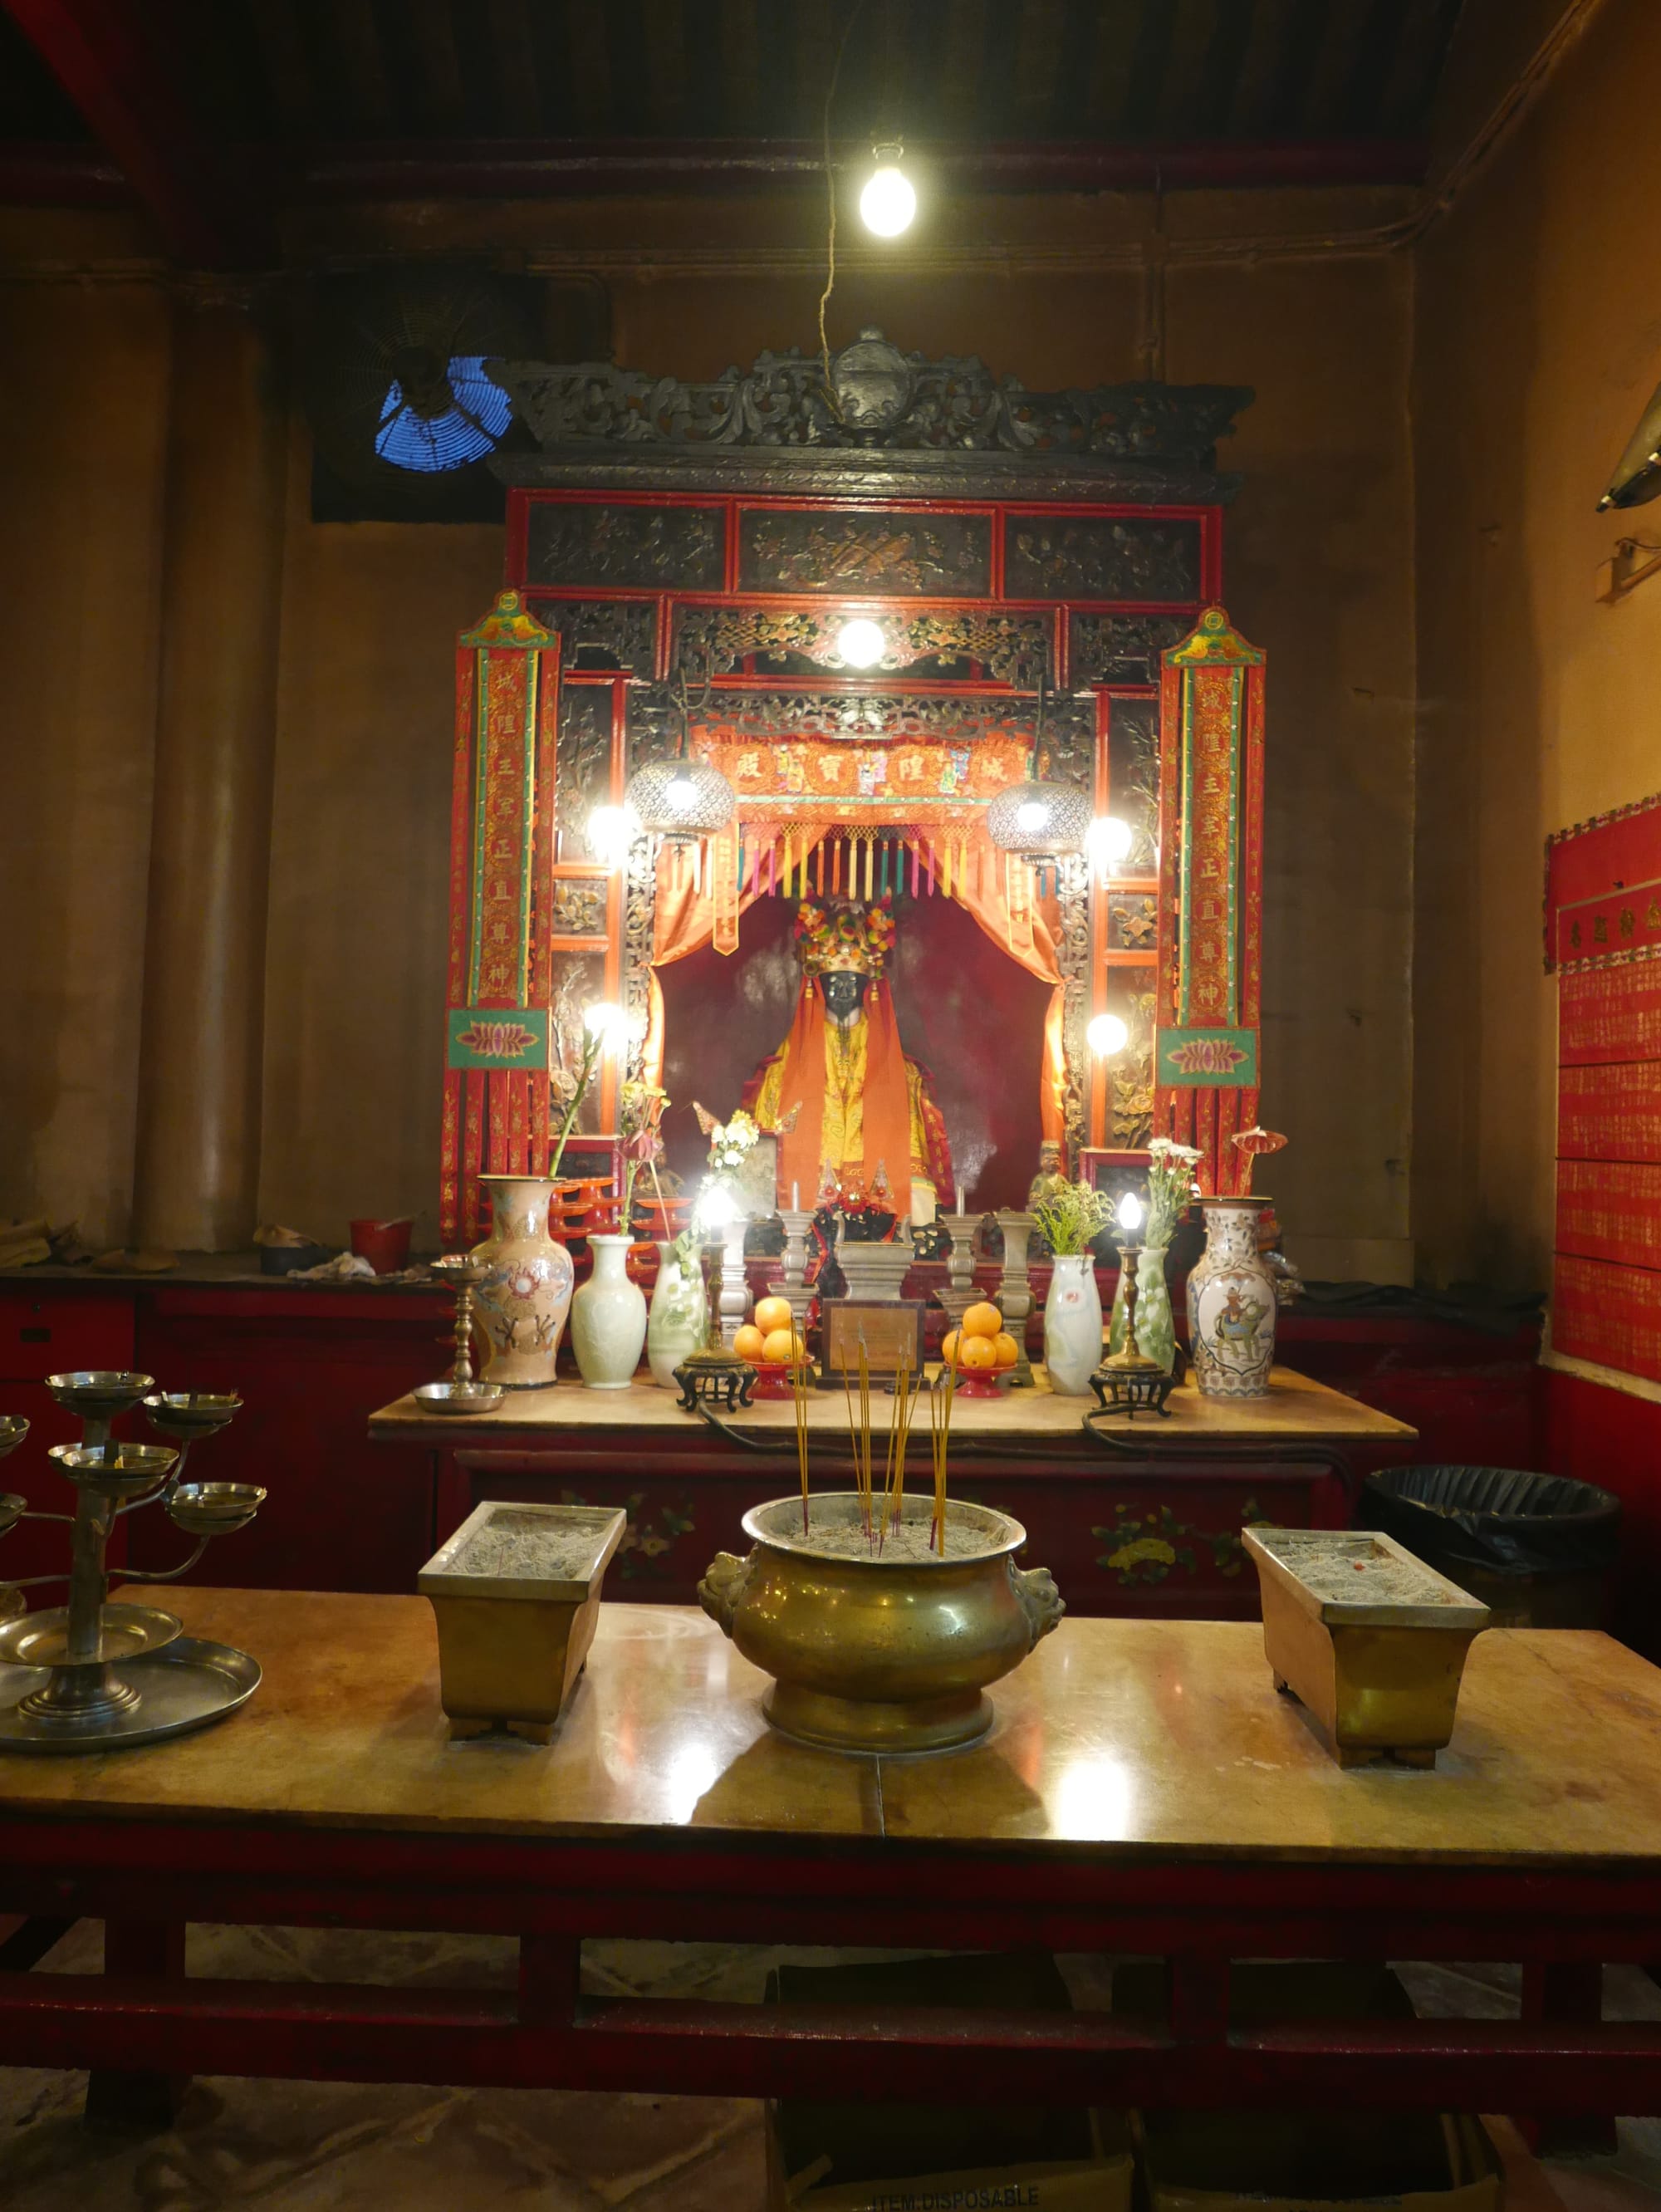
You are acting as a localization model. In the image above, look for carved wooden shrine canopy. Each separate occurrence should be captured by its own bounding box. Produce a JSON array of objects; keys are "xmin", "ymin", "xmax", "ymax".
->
[{"xmin": 440, "ymin": 331, "xmax": 1265, "ymax": 1243}]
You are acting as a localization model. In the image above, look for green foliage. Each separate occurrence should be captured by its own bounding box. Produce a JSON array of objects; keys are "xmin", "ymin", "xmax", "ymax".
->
[{"xmin": 1031, "ymin": 1178, "xmax": 1110, "ymax": 1257}]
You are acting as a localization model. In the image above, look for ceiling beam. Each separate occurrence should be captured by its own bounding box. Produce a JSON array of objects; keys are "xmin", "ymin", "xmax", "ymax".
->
[
  {"xmin": 0, "ymin": 0, "xmax": 268, "ymax": 265},
  {"xmin": 283, "ymin": 135, "xmax": 1431, "ymax": 200}
]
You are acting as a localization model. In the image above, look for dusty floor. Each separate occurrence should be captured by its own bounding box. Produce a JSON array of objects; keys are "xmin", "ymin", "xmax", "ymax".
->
[{"xmin": 2, "ymin": 1933, "xmax": 1659, "ymax": 2212}]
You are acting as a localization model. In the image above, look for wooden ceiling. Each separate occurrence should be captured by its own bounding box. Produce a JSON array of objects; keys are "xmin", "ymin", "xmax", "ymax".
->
[{"xmin": 0, "ymin": 0, "xmax": 1467, "ymax": 267}]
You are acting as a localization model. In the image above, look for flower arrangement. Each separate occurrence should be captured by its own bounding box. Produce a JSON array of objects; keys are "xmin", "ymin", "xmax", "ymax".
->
[
  {"xmin": 705, "ymin": 1107, "xmax": 760, "ymax": 1178},
  {"xmin": 549, "ymin": 1003, "xmax": 628, "ymax": 1180},
  {"xmin": 1031, "ymin": 1178, "xmax": 1111, "ymax": 1258},
  {"xmin": 1144, "ymin": 1138, "xmax": 1203, "ymax": 1247}
]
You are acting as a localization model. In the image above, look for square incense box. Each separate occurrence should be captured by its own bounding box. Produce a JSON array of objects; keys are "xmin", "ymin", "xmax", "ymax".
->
[
  {"xmin": 419, "ymin": 1500, "xmax": 626, "ymax": 1744},
  {"xmin": 1242, "ymin": 1526, "xmax": 1491, "ymax": 1769}
]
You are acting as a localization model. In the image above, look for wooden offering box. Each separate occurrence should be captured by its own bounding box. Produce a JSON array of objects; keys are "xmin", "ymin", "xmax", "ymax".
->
[
  {"xmin": 1242, "ymin": 1527, "xmax": 1490, "ymax": 1768},
  {"xmin": 418, "ymin": 1501, "xmax": 625, "ymax": 1744}
]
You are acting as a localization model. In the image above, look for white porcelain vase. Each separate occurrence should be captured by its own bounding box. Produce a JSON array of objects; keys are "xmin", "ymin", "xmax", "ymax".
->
[
  {"xmin": 1043, "ymin": 1252, "xmax": 1103, "ymax": 1397},
  {"xmin": 646, "ymin": 1239, "xmax": 708, "ymax": 1388},
  {"xmin": 1186, "ymin": 1197, "xmax": 1276, "ymax": 1399},
  {"xmin": 571, "ymin": 1234, "xmax": 649, "ymax": 1390},
  {"xmin": 470, "ymin": 1175, "xmax": 574, "ymax": 1390}
]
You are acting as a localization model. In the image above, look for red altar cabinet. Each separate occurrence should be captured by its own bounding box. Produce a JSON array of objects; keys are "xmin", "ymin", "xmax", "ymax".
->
[{"xmin": 440, "ymin": 329, "xmax": 1266, "ymax": 1241}]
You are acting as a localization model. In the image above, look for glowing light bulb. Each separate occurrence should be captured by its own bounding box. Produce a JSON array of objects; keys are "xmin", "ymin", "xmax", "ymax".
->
[
  {"xmin": 1087, "ymin": 1013, "xmax": 1129, "ymax": 1057},
  {"xmin": 584, "ymin": 1002, "xmax": 627, "ymax": 1045},
  {"xmin": 1116, "ymin": 1191, "xmax": 1144, "ymax": 1234},
  {"xmin": 586, "ymin": 804, "xmax": 635, "ymax": 869},
  {"xmin": 835, "ymin": 617, "xmax": 885, "ymax": 669},
  {"xmin": 698, "ymin": 1184, "xmax": 737, "ymax": 1229},
  {"xmin": 1016, "ymin": 800, "xmax": 1049, "ymax": 833},
  {"xmin": 665, "ymin": 773, "xmax": 697, "ymax": 809},
  {"xmin": 860, "ymin": 148, "xmax": 916, "ymax": 238},
  {"xmin": 1086, "ymin": 815, "xmax": 1134, "ymax": 875}
]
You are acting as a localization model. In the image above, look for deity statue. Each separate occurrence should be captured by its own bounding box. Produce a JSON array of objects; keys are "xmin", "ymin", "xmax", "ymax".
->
[
  {"xmin": 745, "ymin": 900, "xmax": 953, "ymax": 1227},
  {"xmin": 1026, "ymin": 1137, "xmax": 1071, "ymax": 1258}
]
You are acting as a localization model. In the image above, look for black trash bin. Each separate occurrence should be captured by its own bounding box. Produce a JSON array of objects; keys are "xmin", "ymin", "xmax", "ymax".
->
[{"xmin": 1359, "ymin": 1464, "xmax": 1621, "ymax": 1628}]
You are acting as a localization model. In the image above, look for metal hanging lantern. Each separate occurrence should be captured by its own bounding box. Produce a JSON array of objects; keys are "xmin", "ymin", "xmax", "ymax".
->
[
  {"xmin": 622, "ymin": 650, "xmax": 737, "ymax": 848},
  {"xmin": 621, "ymin": 757, "xmax": 736, "ymax": 844},
  {"xmin": 986, "ymin": 777, "xmax": 1092, "ymax": 860},
  {"xmin": 986, "ymin": 675, "xmax": 1090, "ymax": 861}
]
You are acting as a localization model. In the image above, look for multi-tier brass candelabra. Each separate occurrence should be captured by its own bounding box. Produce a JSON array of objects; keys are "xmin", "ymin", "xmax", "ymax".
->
[{"xmin": 0, "ymin": 1371, "xmax": 264, "ymax": 1751}]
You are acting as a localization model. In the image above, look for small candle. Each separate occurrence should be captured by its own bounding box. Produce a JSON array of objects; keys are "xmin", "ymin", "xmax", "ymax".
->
[{"xmin": 791, "ymin": 1181, "xmax": 800, "ymax": 1211}]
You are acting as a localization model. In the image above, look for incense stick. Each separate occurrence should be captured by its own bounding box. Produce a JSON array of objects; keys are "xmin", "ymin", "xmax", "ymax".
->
[{"xmin": 794, "ymin": 1351, "xmax": 811, "ymax": 1536}]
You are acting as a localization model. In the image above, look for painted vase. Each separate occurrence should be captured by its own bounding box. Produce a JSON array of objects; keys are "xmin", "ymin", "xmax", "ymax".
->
[
  {"xmin": 1134, "ymin": 1243, "xmax": 1178, "ymax": 1375},
  {"xmin": 647, "ymin": 1239, "xmax": 708, "ymax": 1389},
  {"xmin": 470, "ymin": 1175, "xmax": 574, "ymax": 1390},
  {"xmin": 571, "ymin": 1234, "xmax": 649, "ymax": 1389},
  {"xmin": 1043, "ymin": 1253, "xmax": 1103, "ymax": 1397},
  {"xmin": 1186, "ymin": 1197, "xmax": 1276, "ymax": 1399}
]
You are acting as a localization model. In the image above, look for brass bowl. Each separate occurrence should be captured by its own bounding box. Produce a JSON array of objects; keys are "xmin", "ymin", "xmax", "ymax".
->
[
  {"xmin": 698, "ymin": 1493, "xmax": 1064, "ymax": 1755},
  {"xmin": 46, "ymin": 1371, "xmax": 154, "ymax": 1423},
  {"xmin": 0, "ymin": 1493, "xmax": 25, "ymax": 1537},
  {"xmin": 143, "ymin": 1391, "xmax": 243, "ymax": 1442},
  {"xmin": 166, "ymin": 1481, "xmax": 266, "ymax": 1537},
  {"xmin": 48, "ymin": 1442, "xmax": 177, "ymax": 1499},
  {"xmin": 0, "ymin": 1416, "xmax": 28, "ymax": 1461}
]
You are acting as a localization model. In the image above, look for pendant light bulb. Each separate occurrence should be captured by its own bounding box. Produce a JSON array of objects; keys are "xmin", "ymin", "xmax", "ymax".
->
[
  {"xmin": 1087, "ymin": 1013, "xmax": 1129, "ymax": 1058},
  {"xmin": 860, "ymin": 144, "xmax": 916, "ymax": 238}
]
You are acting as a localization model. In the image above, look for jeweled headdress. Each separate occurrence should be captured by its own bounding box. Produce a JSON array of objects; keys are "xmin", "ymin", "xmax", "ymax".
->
[{"xmin": 795, "ymin": 899, "xmax": 896, "ymax": 978}]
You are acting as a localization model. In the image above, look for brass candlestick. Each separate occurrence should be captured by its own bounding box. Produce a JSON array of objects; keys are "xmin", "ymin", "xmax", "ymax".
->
[{"xmin": 1090, "ymin": 1248, "xmax": 1175, "ymax": 1419}]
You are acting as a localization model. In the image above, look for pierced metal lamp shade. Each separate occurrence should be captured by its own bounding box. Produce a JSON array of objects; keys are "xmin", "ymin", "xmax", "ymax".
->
[
  {"xmin": 986, "ymin": 779, "xmax": 1091, "ymax": 857},
  {"xmin": 623, "ymin": 758, "xmax": 737, "ymax": 842}
]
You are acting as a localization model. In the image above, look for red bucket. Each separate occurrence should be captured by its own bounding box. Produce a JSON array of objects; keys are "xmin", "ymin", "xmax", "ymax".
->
[{"xmin": 349, "ymin": 1218, "xmax": 412, "ymax": 1274}]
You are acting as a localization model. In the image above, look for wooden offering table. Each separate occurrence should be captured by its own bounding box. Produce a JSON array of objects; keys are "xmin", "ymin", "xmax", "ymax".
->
[
  {"xmin": 370, "ymin": 1365, "xmax": 1416, "ymax": 1617},
  {"xmin": 0, "ymin": 1587, "xmax": 1659, "ymax": 2118}
]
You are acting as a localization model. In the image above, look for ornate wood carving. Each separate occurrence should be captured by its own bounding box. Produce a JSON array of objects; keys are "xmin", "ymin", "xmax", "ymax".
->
[
  {"xmin": 671, "ymin": 604, "xmax": 1053, "ymax": 687},
  {"xmin": 556, "ymin": 685, "xmax": 613, "ymax": 841},
  {"xmin": 1113, "ymin": 987, "xmax": 1158, "ymax": 1148},
  {"xmin": 654, "ymin": 685, "xmax": 1090, "ymax": 751},
  {"xmin": 738, "ymin": 508, "xmax": 992, "ymax": 596},
  {"xmin": 1007, "ymin": 516, "xmax": 1200, "ymax": 602},
  {"xmin": 1070, "ymin": 611, "xmax": 1190, "ymax": 686},
  {"xmin": 623, "ymin": 836, "xmax": 657, "ymax": 1082},
  {"xmin": 1107, "ymin": 895, "xmax": 1159, "ymax": 952},
  {"xmin": 549, "ymin": 881, "xmax": 607, "ymax": 937},
  {"xmin": 526, "ymin": 502, "xmax": 723, "ymax": 591},
  {"xmin": 496, "ymin": 330, "xmax": 1250, "ymax": 465},
  {"xmin": 1106, "ymin": 699, "xmax": 1160, "ymax": 870},
  {"xmin": 1056, "ymin": 861, "xmax": 1093, "ymax": 1160},
  {"xmin": 526, "ymin": 596, "xmax": 658, "ymax": 671}
]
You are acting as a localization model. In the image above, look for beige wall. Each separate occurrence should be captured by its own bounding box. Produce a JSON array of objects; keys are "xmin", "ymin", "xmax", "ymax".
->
[
  {"xmin": 0, "ymin": 276, "xmax": 171, "ymax": 1251},
  {"xmin": 1413, "ymin": 0, "xmax": 1661, "ymax": 1289},
  {"xmin": 0, "ymin": 195, "xmax": 1418, "ymax": 1270}
]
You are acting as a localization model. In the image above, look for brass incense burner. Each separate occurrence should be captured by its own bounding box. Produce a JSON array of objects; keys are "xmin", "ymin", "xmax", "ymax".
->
[{"xmin": 699, "ymin": 1493, "xmax": 1063, "ymax": 1754}]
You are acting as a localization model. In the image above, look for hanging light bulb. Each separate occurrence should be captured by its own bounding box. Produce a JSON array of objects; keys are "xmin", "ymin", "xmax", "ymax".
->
[
  {"xmin": 1085, "ymin": 815, "xmax": 1135, "ymax": 881},
  {"xmin": 1087, "ymin": 1013, "xmax": 1129, "ymax": 1057},
  {"xmin": 835, "ymin": 617, "xmax": 886, "ymax": 669},
  {"xmin": 860, "ymin": 143, "xmax": 916, "ymax": 237},
  {"xmin": 586, "ymin": 803, "xmax": 636, "ymax": 871}
]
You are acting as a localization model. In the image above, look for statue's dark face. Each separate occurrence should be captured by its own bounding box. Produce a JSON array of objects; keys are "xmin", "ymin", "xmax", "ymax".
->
[{"xmin": 820, "ymin": 970, "xmax": 870, "ymax": 1028}]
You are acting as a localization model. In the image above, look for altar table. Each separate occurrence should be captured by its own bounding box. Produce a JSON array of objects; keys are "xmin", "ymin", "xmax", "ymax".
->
[
  {"xmin": 369, "ymin": 1365, "xmax": 1417, "ymax": 1617},
  {"xmin": 0, "ymin": 1587, "xmax": 1657, "ymax": 2120}
]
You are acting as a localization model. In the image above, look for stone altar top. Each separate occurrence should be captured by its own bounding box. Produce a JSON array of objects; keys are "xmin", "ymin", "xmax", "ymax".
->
[{"xmin": 2, "ymin": 1590, "xmax": 1658, "ymax": 1871}]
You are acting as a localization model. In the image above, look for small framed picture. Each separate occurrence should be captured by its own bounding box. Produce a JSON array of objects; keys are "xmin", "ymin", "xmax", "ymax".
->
[{"xmin": 817, "ymin": 1299, "xmax": 928, "ymax": 1389}]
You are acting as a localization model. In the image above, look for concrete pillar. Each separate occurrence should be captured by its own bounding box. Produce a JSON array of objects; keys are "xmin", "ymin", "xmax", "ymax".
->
[{"xmin": 131, "ymin": 287, "xmax": 287, "ymax": 1250}]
